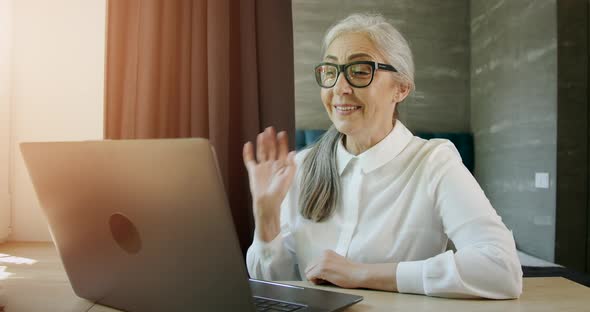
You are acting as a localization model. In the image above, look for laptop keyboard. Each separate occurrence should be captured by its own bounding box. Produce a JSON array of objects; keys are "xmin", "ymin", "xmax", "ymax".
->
[{"xmin": 253, "ymin": 296, "xmax": 306, "ymax": 311}]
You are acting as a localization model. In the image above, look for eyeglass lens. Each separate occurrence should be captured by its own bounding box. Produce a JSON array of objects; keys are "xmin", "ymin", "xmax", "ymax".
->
[{"xmin": 315, "ymin": 63, "xmax": 373, "ymax": 88}]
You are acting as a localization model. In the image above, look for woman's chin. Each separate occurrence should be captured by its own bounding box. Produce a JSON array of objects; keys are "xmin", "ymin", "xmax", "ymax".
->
[{"xmin": 332, "ymin": 121, "xmax": 361, "ymax": 137}]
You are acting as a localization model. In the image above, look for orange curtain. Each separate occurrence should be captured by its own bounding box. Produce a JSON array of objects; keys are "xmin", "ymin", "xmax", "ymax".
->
[{"xmin": 104, "ymin": 0, "xmax": 295, "ymax": 254}]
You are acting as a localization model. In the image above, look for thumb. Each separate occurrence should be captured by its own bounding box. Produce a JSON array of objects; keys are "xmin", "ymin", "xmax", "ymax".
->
[
  {"xmin": 285, "ymin": 151, "xmax": 297, "ymax": 176},
  {"xmin": 287, "ymin": 151, "xmax": 296, "ymax": 166},
  {"xmin": 278, "ymin": 152, "xmax": 297, "ymax": 195}
]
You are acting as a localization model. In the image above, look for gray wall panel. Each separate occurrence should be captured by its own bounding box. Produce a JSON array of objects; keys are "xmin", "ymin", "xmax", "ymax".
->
[{"xmin": 471, "ymin": 0, "xmax": 557, "ymax": 261}]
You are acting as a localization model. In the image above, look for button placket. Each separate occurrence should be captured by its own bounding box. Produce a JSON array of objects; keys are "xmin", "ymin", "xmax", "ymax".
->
[{"xmin": 335, "ymin": 159, "xmax": 362, "ymax": 256}]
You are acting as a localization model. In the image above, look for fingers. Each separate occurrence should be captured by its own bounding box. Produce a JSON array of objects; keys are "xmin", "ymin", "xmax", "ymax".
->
[
  {"xmin": 280, "ymin": 151, "xmax": 297, "ymax": 180},
  {"xmin": 257, "ymin": 127, "xmax": 276, "ymax": 162},
  {"xmin": 306, "ymin": 263, "xmax": 331, "ymax": 286},
  {"xmin": 304, "ymin": 252, "xmax": 325, "ymax": 281},
  {"xmin": 266, "ymin": 127, "xmax": 277, "ymax": 161},
  {"xmin": 304, "ymin": 250, "xmax": 338, "ymax": 282},
  {"xmin": 243, "ymin": 142, "xmax": 255, "ymax": 170},
  {"xmin": 277, "ymin": 131, "xmax": 289, "ymax": 160},
  {"xmin": 256, "ymin": 127, "xmax": 291, "ymax": 163},
  {"xmin": 256, "ymin": 132, "xmax": 266, "ymax": 162},
  {"xmin": 310, "ymin": 278, "xmax": 328, "ymax": 285},
  {"xmin": 305, "ymin": 264, "xmax": 323, "ymax": 283},
  {"xmin": 304, "ymin": 260, "xmax": 319, "ymax": 276},
  {"xmin": 288, "ymin": 151, "xmax": 296, "ymax": 166},
  {"xmin": 304, "ymin": 251, "xmax": 357, "ymax": 288}
]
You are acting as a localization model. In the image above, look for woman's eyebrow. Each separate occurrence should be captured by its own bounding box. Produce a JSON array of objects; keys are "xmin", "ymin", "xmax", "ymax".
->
[
  {"xmin": 324, "ymin": 55, "xmax": 338, "ymax": 61},
  {"xmin": 348, "ymin": 53, "xmax": 373, "ymax": 60},
  {"xmin": 323, "ymin": 53, "xmax": 373, "ymax": 62}
]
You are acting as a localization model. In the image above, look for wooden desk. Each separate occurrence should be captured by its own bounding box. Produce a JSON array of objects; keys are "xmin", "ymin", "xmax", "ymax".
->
[{"xmin": 1, "ymin": 242, "xmax": 589, "ymax": 312}]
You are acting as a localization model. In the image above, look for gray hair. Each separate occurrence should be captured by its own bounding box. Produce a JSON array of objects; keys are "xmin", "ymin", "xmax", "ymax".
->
[
  {"xmin": 322, "ymin": 13, "xmax": 415, "ymax": 91},
  {"xmin": 299, "ymin": 13, "xmax": 415, "ymax": 222}
]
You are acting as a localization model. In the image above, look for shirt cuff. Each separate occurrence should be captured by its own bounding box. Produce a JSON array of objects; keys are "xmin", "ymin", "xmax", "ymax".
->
[
  {"xmin": 251, "ymin": 231, "xmax": 287, "ymax": 261},
  {"xmin": 396, "ymin": 260, "xmax": 426, "ymax": 295}
]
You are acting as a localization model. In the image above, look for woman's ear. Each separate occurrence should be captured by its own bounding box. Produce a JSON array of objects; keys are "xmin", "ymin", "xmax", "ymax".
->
[{"xmin": 394, "ymin": 82, "xmax": 411, "ymax": 103}]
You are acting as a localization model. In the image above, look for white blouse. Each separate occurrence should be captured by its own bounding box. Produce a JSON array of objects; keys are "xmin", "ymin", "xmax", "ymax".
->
[{"xmin": 246, "ymin": 121, "xmax": 523, "ymax": 299}]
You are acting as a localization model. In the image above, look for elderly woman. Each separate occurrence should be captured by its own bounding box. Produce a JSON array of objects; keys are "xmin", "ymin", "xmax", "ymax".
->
[{"xmin": 242, "ymin": 13, "xmax": 522, "ymax": 299}]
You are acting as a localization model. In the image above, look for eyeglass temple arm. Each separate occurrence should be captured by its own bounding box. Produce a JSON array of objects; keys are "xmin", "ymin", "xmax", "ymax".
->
[{"xmin": 377, "ymin": 63, "xmax": 398, "ymax": 72}]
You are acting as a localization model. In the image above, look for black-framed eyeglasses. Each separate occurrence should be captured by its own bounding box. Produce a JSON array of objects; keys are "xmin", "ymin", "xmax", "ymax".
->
[{"xmin": 314, "ymin": 61, "xmax": 398, "ymax": 88}]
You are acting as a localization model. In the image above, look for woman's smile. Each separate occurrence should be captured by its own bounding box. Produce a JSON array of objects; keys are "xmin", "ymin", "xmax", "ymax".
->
[{"xmin": 333, "ymin": 104, "xmax": 362, "ymax": 115}]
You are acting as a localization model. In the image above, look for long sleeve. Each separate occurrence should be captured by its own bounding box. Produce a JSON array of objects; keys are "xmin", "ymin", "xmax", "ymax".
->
[
  {"xmin": 246, "ymin": 149, "xmax": 309, "ymax": 281},
  {"xmin": 396, "ymin": 143, "xmax": 523, "ymax": 299},
  {"xmin": 245, "ymin": 149, "xmax": 311, "ymax": 281},
  {"xmin": 246, "ymin": 221, "xmax": 300, "ymax": 280}
]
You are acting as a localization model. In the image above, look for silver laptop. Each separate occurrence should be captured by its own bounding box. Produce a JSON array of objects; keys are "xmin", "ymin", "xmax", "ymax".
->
[{"xmin": 20, "ymin": 138, "xmax": 363, "ymax": 312}]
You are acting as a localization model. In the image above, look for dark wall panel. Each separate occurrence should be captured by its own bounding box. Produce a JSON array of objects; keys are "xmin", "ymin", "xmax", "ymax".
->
[{"xmin": 555, "ymin": 0, "xmax": 589, "ymax": 272}]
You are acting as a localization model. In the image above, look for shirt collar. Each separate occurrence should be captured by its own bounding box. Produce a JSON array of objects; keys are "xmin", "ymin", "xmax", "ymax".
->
[{"xmin": 336, "ymin": 120, "xmax": 414, "ymax": 175}]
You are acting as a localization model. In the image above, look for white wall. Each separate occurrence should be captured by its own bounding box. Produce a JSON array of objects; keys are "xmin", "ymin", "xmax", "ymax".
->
[
  {"xmin": 0, "ymin": 0, "xmax": 14, "ymax": 242},
  {"xmin": 9, "ymin": 0, "xmax": 106, "ymax": 241}
]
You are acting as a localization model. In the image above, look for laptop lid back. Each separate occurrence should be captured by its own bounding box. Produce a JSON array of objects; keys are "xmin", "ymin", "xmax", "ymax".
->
[{"xmin": 20, "ymin": 138, "xmax": 255, "ymax": 311}]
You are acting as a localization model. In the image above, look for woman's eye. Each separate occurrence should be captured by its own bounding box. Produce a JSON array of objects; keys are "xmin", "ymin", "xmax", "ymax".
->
[
  {"xmin": 348, "ymin": 64, "xmax": 372, "ymax": 77},
  {"xmin": 325, "ymin": 72, "xmax": 336, "ymax": 78}
]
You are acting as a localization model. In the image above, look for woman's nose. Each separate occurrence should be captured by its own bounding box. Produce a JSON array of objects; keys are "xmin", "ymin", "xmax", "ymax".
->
[{"xmin": 333, "ymin": 72, "xmax": 353, "ymax": 95}]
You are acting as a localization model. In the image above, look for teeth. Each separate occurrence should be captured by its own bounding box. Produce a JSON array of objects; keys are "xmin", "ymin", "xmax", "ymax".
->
[{"xmin": 336, "ymin": 106, "xmax": 360, "ymax": 111}]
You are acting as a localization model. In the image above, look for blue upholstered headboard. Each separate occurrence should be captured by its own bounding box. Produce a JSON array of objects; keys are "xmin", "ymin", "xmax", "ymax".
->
[{"xmin": 295, "ymin": 129, "xmax": 474, "ymax": 173}]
